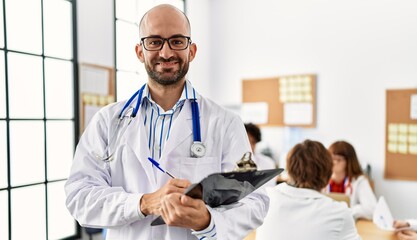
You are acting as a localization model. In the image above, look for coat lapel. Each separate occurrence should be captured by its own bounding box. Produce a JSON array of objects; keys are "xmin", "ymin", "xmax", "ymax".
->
[
  {"xmin": 125, "ymin": 113, "xmax": 157, "ymax": 187},
  {"xmin": 162, "ymin": 100, "xmax": 193, "ymax": 158}
]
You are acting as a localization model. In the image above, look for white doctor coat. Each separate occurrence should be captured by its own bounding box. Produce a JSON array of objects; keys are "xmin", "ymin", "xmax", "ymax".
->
[
  {"xmin": 256, "ymin": 183, "xmax": 360, "ymax": 240},
  {"xmin": 65, "ymin": 95, "xmax": 269, "ymax": 240},
  {"xmin": 323, "ymin": 175, "xmax": 377, "ymax": 220}
]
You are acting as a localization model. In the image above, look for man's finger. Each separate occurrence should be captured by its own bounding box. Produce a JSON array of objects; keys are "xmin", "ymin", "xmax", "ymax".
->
[{"xmin": 167, "ymin": 179, "xmax": 191, "ymax": 188}]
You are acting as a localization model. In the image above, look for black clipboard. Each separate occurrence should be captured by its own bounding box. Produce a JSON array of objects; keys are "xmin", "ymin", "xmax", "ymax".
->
[{"xmin": 151, "ymin": 168, "xmax": 283, "ymax": 226}]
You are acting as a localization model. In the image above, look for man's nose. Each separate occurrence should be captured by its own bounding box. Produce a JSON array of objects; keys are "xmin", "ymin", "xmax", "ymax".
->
[{"xmin": 159, "ymin": 40, "xmax": 174, "ymax": 58}]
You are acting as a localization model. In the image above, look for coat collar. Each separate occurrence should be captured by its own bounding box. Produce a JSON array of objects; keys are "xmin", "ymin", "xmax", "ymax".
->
[{"xmin": 276, "ymin": 183, "xmax": 326, "ymax": 200}]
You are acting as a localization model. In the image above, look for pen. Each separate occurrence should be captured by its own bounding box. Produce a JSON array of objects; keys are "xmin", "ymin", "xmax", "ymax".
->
[{"xmin": 147, "ymin": 157, "xmax": 175, "ymax": 179}]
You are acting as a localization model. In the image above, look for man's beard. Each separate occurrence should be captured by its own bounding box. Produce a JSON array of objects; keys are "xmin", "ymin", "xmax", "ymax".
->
[{"xmin": 145, "ymin": 57, "xmax": 189, "ymax": 86}]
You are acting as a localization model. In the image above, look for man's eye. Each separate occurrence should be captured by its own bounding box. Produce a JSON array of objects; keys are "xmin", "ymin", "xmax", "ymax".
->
[
  {"xmin": 149, "ymin": 40, "xmax": 162, "ymax": 45},
  {"xmin": 171, "ymin": 40, "xmax": 183, "ymax": 45}
]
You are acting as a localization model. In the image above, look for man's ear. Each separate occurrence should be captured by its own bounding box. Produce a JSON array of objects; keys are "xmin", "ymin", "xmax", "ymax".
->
[
  {"xmin": 135, "ymin": 44, "xmax": 145, "ymax": 63},
  {"xmin": 188, "ymin": 43, "xmax": 197, "ymax": 62}
]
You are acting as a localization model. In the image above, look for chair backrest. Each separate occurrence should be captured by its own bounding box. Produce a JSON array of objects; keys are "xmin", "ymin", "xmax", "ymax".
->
[
  {"xmin": 365, "ymin": 176, "xmax": 375, "ymax": 192},
  {"xmin": 324, "ymin": 192, "xmax": 350, "ymax": 207}
]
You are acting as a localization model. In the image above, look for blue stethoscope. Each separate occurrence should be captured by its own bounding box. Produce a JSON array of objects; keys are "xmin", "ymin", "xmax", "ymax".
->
[{"xmin": 95, "ymin": 84, "xmax": 206, "ymax": 162}]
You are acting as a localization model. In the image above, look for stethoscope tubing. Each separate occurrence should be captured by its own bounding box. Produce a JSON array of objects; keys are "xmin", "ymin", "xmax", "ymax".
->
[{"xmin": 119, "ymin": 84, "xmax": 146, "ymax": 119}]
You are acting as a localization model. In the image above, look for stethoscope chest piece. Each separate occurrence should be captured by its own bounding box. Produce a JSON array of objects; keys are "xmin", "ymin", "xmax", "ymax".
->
[{"xmin": 191, "ymin": 141, "xmax": 206, "ymax": 158}]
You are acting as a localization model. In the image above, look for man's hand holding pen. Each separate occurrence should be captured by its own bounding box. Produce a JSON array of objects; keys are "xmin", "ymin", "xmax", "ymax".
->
[
  {"xmin": 140, "ymin": 179, "xmax": 191, "ymax": 216},
  {"xmin": 140, "ymin": 178, "xmax": 211, "ymax": 230},
  {"xmin": 141, "ymin": 158, "xmax": 211, "ymax": 230},
  {"xmin": 160, "ymin": 192, "xmax": 211, "ymax": 230}
]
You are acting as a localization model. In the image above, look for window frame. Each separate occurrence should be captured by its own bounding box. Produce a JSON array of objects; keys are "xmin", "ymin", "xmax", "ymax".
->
[{"xmin": 0, "ymin": 0, "xmax": 80, "ymax": 239}]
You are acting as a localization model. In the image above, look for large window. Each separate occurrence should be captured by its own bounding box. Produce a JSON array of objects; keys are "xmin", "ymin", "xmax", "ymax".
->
[
  {"xmin": 114, "ymin": 0, "xmax": 185, "ymax": 101},
  {"xmin": 0, "ymin": 0, "xmax": 78, "ymax": 239}
]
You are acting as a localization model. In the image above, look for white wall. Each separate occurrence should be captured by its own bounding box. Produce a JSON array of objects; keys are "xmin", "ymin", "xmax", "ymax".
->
[
  {"xmin": 186, "ymin": 1, "xmax": 212, "ymax": 98},
  {"xmin": 77, "ymin": 0, "xmax": 417, "ymax": 220},
  {"xmin": 77, "ymin": 0, "xmax": 114, "ymax": 67},
  {"xmin": 188, "ymin": 0, "xmax": 417, "ymax": 219}
]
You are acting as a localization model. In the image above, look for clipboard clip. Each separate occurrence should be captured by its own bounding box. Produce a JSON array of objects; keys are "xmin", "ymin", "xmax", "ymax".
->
[{"xmin": 234, "ymin": 152, "xmax": 257, "ymax": 172}]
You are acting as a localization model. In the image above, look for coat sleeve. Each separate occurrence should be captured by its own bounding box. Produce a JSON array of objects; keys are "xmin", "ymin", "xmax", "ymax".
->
[
  {"xmin": 339, "ymin": 208, "xmax": 361, "ymax": 240},
  {"xmin": 351, "ymin": 176, "xmax": 377, "ymax": 220},
  {"xmin": 64, "ymin": 108, "xmax": 143, "ymax": 228},
  {"xmin": 209, "ymin": 114, "xmax": 270, "ymax": 240}
]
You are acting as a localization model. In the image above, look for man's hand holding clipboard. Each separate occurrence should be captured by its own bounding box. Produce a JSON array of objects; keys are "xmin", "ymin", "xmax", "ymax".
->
[{"xmin": 151, "ymin": 168, "xmax": 283, "ymax": 226}]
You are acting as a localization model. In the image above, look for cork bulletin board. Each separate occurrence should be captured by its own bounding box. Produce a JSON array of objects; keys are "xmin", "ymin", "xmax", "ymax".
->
[
  {"xmin": 79, "ymin": 63, "xmax": 115, "ymax": 134},
  {"xmin": 385, "ymin": 88, "xmax": 417, "ymax": 181},
  {"xmin": 242, "ymin": 74, "xmax": 316, "ymax": 128}
]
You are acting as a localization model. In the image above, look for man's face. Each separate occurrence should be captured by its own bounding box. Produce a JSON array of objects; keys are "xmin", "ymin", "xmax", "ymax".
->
[
  {"xmin": 142, "ymin": 40, "xmax": 190, "ymax": 86},
  {"xmin": 136, "ymin": 8, "xmax": 196, "ymax": 86}
]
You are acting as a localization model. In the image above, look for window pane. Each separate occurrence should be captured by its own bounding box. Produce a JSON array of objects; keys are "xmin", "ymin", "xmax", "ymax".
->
[
  {"xmin": 116, "ymin": 21, "xmax": 141, "ymax": 72},
  {"xmin": 0, "ymin": 0, "xmax": 4, "ymax": 48},
  {"xmin": 47, "ymin": 121, "xmax": 74, "ymax": 181},
  {"xmin": 0, "ymin": 51, "xmax": 5, "ymax": 118},
  {"xmin": 11, "ymin": 185, "xmax": 46, "ymax": 239},
  {"xmin": 10, "ymin": 121, "xmax": 45, "ymax": 186},
  {"xmin": 48, "ymin": 181, "xmax": 76, "ymax": 239},
  {"xmin": 45, "ymin": 58, "xmax": 74, "ymax": 119},
  {"xmin": 5, "ymin": 0, "xmax": 42, "ymax": 54},
  {"xmin": 0, "ymin": 122, "xmax": 7, "ymax": 188},
  {"xmin": 0, "ymin": 191, "xmax": 8, "ymax": 240},
  {"xmin": 44, "ymin": 0, "xmax": 73, "ymax": 59},
  {"xmin": 116, "ymin": 71, "xmax": 145, "ymax": 101},
  {"xmin": 8, "ymin": 53, "xmax": 44, "ymax": 118}
]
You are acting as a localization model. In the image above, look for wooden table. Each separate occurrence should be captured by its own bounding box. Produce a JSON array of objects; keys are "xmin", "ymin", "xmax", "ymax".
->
[
  {"xmin": 243, "ymin": 230, "xmax": 256, "ymax": 240},
  {"xmin": 356, "ymin": 220, "xmax": 396, "ymax": 240}
]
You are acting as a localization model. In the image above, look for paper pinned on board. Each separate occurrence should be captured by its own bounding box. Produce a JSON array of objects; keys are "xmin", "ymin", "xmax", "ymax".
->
[
  {"xmin": 283, "ymin": 102, "xmax": 313, "ymax": 125},
  {"xmin": 241, "ymin": 102, "xmax": 269, "ymax": 124},
  {"xmin": 411, "ymin": 94, "xmax": 417, "ymax": 120}
]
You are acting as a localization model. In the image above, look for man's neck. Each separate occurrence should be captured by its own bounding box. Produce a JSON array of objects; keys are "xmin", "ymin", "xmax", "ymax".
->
[{"xmin": 148, "ymin": 80, "xmax": 185, "ymax": 111}]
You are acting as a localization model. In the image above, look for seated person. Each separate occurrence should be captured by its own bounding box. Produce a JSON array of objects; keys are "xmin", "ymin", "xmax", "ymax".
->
[
  {"xmin": 256, "ymin": 139, "xmax": 360, "ymax": 240},
  {"xmin": 244, "ymin": 123, "xmax": 276, "ymax": 170},
  {"xmin": 323, "ymin": 140, "xmax": 377, "ymax": 220},
  {"xmin": 394, "ymin": 219, "xmax": 417, "ymax": 240}
]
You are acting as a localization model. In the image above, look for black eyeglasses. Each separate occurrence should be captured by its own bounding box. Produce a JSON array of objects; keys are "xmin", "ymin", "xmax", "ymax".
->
[{"xmin": 140, "ymin": 36, "xmax": 191, "ymax": 51}]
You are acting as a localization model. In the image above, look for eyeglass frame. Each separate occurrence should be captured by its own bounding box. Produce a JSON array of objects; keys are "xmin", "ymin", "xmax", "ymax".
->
[{"xmin": 140, "ymin": 35, "xmax": 192, "ymax": 51}]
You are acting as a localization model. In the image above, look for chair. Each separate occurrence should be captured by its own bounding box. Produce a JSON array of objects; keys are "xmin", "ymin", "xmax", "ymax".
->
[
  {"xmin": 364, "ymin": 164, "xmax": 375, "ymax": 192},
  {"xmin": 84, "ymin": 227, "xmax": 103, "ymax": 240},
  {"xmin": 324, "ymin": 192, "xmax": 350, "ymax": 207}
]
